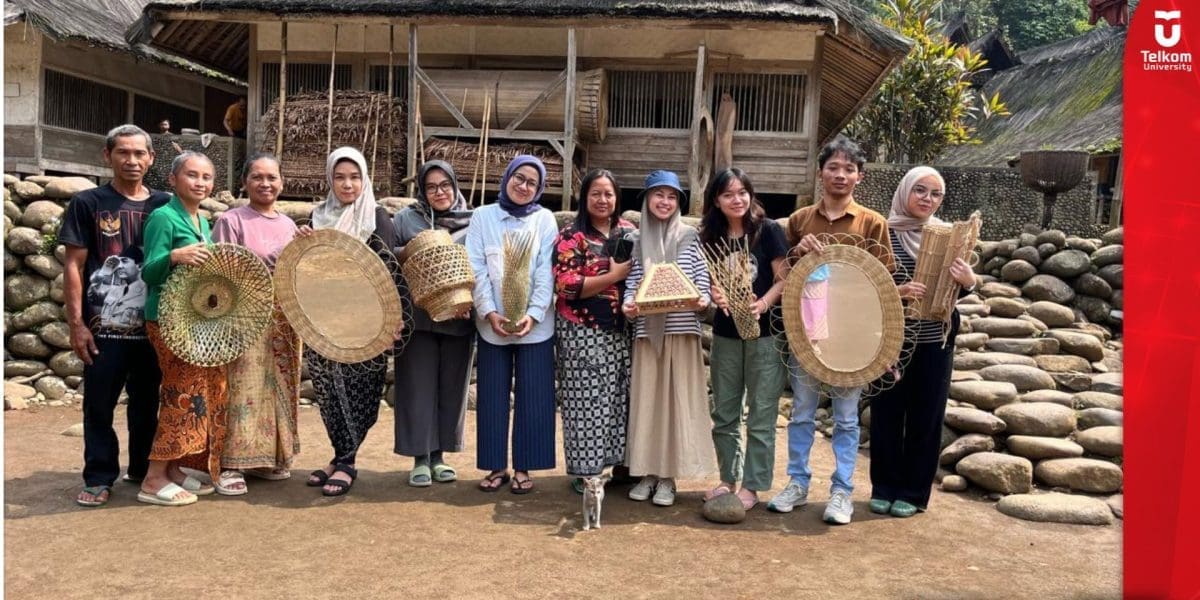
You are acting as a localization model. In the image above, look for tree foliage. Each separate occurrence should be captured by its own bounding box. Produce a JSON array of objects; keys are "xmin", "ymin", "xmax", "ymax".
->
[
  {"xmin": 991, "ymin": 0, "xmax": 1092, "ymax": 51},
  {"xmin": 845, "ymin": 0, "xmax": 1010, "ymax": 164}
]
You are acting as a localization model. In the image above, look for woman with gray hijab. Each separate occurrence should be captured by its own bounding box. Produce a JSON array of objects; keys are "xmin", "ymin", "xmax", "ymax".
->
[{"xmin": 391, "ymin": 160, "xmax": 475, "ymax": 487}]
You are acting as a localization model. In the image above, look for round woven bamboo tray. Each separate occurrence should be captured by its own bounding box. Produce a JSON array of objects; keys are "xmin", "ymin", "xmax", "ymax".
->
[
  {"xmin": 274, "ymin": 229, "xmax": 404, "ymax": 364},
  {"xmin": 781, "ymin": 244, "xmax": 904, "ymax": 388},
  {"xmin": 401, "ymin": 230, "xmax": 474, "ymax": 322},
  {"xmin": 158, "ymin": 243, "xmax": 275, "ymax": 367}
]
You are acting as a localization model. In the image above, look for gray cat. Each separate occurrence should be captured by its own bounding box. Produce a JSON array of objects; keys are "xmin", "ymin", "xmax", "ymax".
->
[{"xmin": 582, "ymin": 474, "xmax": 611, "ymax": 530}]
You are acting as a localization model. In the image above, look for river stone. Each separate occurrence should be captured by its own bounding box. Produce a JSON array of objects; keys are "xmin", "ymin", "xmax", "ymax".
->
[
  {"xmin": 977, "ymin": 241, "xmax": 999, "ymax": 263},
  {"xmin": 984, "ymin": 297, "xmax": 1027, "ymax": 318},
  {"xmin": 38, "ymin": 321, "xmax": 72, "ymax": 349},
  {"xmin": 4, "ymin": 252, "xmax": 19, "ymax": 272},
  {"xmin": 995, "ymin": 239, "xmax": 1018, "ymax": 257},
  {"xmin": 50, "ymin": 273, "xmax": 64, "ymax": 303},
  {"xmin": 200, "ymin": 198, "xmax": 228, "ymax": 212},
  {"xmin": 4, "ymin": 360, "xmax": 48, "ymax": 377},
  {"xmin": 1036, "ymin": 243, "xmax": 1057, "ymax": 259},
  {"xmin": 1034, "ymin": 354, "xmax": 1092, "ymax": 373},
  {"xmin": 1022, "ymin": 275, "xmax": 1075, "ymax": 304},
  {"xmin": 1091, "ymin": 245, "xmax": 1123, "ymax": 268},
  {"xmin": 60, "ymin": 422, "xmax": 85, "ymax": 437},
  {"xmin": 34, "ymin": 376, "xmax": 69, "ymax": 400},
  {"xmin": 9, "ymin": 333, "xmax": 52, "ymax": 359},
  {"xmin": 1026, "ymin": 301, "xmax": 1076, "ymax": 327},
  {"xmin": 49, "ymin": 351, "xmax": 85, "ymax": 377},
  {"xmin": 1000, "ymin": 260, "xmax": 1037, "ymax": 283},
  {"xmin": 969, "ymin": 317, "xmax": 1037, "ymax": 338},
  {"xmin": 13, "ymin": 301, "xmax": 62, "ymax": 329},
  {"xmin": 977, "ymin": 282, "xmax": 1021, "ymax": 299},
  {"xmin": 1034, "ymin": 458, "xmax": 1123, "ymax": 493},
  {"xmin": 3, "ymin": 173, "xmax": 17, "ymax": 186},
  {"xmin": 1076, "ymin": 426, "xmax": 1122, "ymax": 457},
  {"xmin": 1090, "ymin": 373, "xmax": 1123, "ymax": 395},
  {"xmin": 1015, "ymin": 315, "xmax": 1048, "ymax": 333},
  {"xmin": 1044, "ymin": 331, "xmax": 1105, "ymax": 362},
  {"xmin": 5, "ymin": 273, "xmax": 52, "ymax": 311},
  {"xmin": 1073, "ymin": 391, "xmax": 1122, "ymax": 411},
  {"xmin": 1034, "ymin": 230, "xmax": 1066, "ymax": 249},
  {"xmin": 12, "ymin": 180, "xmax": 44, "ymax": 200},
  {"xmin": 985, "ymin": 337, "xmax": 1059, "ymax": 356},
  {"xmin": 1005, "ymin": 435, "xmax": 1085, "ymax": 460},
  {"xmin": 4, "ymin": 198, "xmax": 20, "ymax": 221},
  {"xmin": 6, "ymin": 226, "xmax": 44, "ymax": 255},
  {"xmin": 1052, "ymin": 372, "xmax": 1094, "ymax": 393},
  {"xmin": 958, "ymin": 293, "xmax": 984, "ymax": 304},
  {"xmin": 1106, "ymin": 494, "xmax": 1123, "ymax": 519},
  {"xmin": 954, "ymin": 352, "xmax": 1037, "ymax": 371},
  {"xmin": 958, "ymin": 304, "xmax": 990, "ymax": 318},
  {"xmin": 1011, "ymin": 246, "xmax": 1041, "ymax": 266},
  {"xmin": 65, "ymin": 375, "xmax": 83, "ymax": 388},
  {"xmin": 983, "ymin": 256, "xmax": 1006, "ymax": 275},
  {"xmin": 277, "ymin": 200, "xmax": 319, "ymax": 221},
  {"xmin": 955, "ymin": 332, "xmax": 989, "ymax": 350},
  {"xmin": 1020, "ymin": 389, "xmax": 1075, "ymax": 407},
  {"xmin": 1096, "ymin": 264, "xmax": 1122, "ymax": 289},
  {"xmin": 940, "ymin": 475, "xmax": 967, "ymax": 492},
  {"xmin": 1101, "ymin": 227, "xmax": 1122, "ymax": 245},
  {"xmin": 702, "ymin": 491, "xmax": 746, "ymax": 524},
  {"xmin": 42, "ymin": 176, "xmax": 96, "ymax": 199},
  {"xmin": 940, "ymin": 434, "xmax": 996, "ymax": 465},
  {"xmin": 20, "ymin": 200, "xmax": 64, "ymax": 229},
  {"xmin": 1076, "ymin": 296, "xmax": 1113, "ymax": 324},
  {"xmin": 951, "ymin": 370, "xmax": 982, "ymax": 382},
  {"xmin": 22, "ymin": 254, "xmax": 62, "ymax": 280},
  {"xmin": 979, "ymin": 364, "xmax": 1056, "ymax": 392},
  {"xmin": 995, "ymin": 402, "xmax": 1076, "ymax": 437},
  {"xmin": 1110, "ymin": 290, "xmax": 1123, "ymax": 310},
  {"xmin": 1073, "ymin": 273, "xmax": 1113, "ymax": 299},
  {"xmin": 1040, "ymin": 250, "xmax": 1091, "ymax": 278},
  {"xmin": 996, "ymin": 493, "xmax": 1113, "ymax": 526},
  {"xmin": 944, "ymin": 406, "xmax": 1007, "ymax": 435},
  {"xmin": 1065, "ymin": 237, "xmax": 1099, "ymax": 254},
  {"xmin": 1066, "ymin": 324, "xmax": 1112, "ymax": 342},
  {"xmin": 1077, "ymin": 408, "xmax": 1123, "ymax": 430},
  {"xmin": 955, "ymin": 452, "xmax": 1033, "ymax": 495},
  {"xmin": 25, "ymin": 175, "xmax": 57, "ymax": 186},
  {"xmin": 940, "ymin": 425, "xmax": 957, "ymax": 450},
  {"xmin": 949, "ymin": 380, "xmax": 1019, "ymax": 410}
]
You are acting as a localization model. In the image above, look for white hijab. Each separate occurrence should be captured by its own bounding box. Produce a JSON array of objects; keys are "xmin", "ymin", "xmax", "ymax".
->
[
  {"xmin": 312, "ymin": 147, "xmax": 377, "ymax": 242},
  {"xmin": 887, "ymin": 166, "xmax": 946, "ymax": 259}
]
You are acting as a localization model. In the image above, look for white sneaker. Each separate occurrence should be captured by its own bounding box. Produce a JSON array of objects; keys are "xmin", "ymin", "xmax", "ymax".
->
[
  {"xmin": 767, "ymin": 480, "xmax": 808, "ymax": 513},
  {"xmin": 823, "ymin": 489, "xmax": 854, "ymax": 525},
  {"xmin": 652, "ymin": 478, "xmax": 676, "ymax": 506},
  {"xmin": 628, "ymin": 475, "xmax": 658, "ymax": 501}
]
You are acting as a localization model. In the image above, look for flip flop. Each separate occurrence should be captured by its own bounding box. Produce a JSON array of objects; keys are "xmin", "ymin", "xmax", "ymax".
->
[
  {"xmin": 704, "ymin": 483, "xmax": 734, "ymax": 502},
  {"xmin": 137, "ymin": 482, "xmax": 197, "ymax": 507},
  {"xmin": 431, "ymin": 463, "xmax": 457, "ymax": 483},
  {"xmin": 408, "ymin": 464, "xmax": 433, "ymax": 487},
  {"xmin": 76, "ymin": 485, "xmax": 111, "ymax": 507},
  {"xmin": 738, "ymin": 491, "xmax": 759, "ymax": 511},
  {"xmin": 511, "ymin": 473, "xmax": 534, "ymax": 495},
  {"xmin": 215, "ymin": 470, "xmax": 248, "ymax": 496},
  {"xmin": 180, "ymin": 474, "xmax": 216, "ymax": 496},
  {"xmin": 244, "ymin": 467, "xmax": 291, "ymax": 481},
  {"xmin": 478, "ymin": 471, "xmax": 510, "ymax": 492}
]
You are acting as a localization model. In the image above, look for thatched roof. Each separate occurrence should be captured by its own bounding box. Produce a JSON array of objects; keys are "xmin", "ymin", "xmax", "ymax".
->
[
  {"xmin": 938, "ymin": 26, "xmax": 1123, "ymax": 167},
  {"xmin": 4, "ymin": 0, "xmax": 244, "ymax": 87}
]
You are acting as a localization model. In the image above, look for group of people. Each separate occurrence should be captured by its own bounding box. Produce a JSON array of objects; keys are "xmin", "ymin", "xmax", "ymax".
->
[{"xmin": 65, "ymin": 124, "xmax": 976, "ymax": 525}]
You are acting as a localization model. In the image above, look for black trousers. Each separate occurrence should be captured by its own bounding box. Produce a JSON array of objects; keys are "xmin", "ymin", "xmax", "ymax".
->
[
  {"xmin": 82, "ymin": 336, "xmax": 162, "ymax": 486},
  {"xmin": 869, "ymin": 325, "xmax": 957, "ymax": 509}
]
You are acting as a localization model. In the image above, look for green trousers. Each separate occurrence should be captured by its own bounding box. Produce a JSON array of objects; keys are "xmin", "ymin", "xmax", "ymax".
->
[{"xmin": 709, "ymin": 334, "xmax": 786, "ymax": 492}]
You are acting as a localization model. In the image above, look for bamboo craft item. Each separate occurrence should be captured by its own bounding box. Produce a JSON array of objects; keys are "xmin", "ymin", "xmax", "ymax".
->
[
  {"xmin": 634, "ymin": 262, "xmax": 701, "ymax": 315},
  {"xmin": 912, "ymin": 211, "xmax": 983, "ymax": 321},
  {"xmin": 400, "ymin": 230, "xmax": 474, "ymax": 322},
  {"xmin": 700, "ymin": 239, "xmax": 760, "ymax": 340},
  {"xmin": 500, "ymin": 230, "xmax": 537, "ymax": 333}
]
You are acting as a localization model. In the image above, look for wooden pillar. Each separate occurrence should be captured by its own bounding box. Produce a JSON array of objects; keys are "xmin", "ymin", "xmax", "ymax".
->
[
  {"xmin": 386, "ymin": 25, "xmax": 395, "ymax": 195},
  {"xmin": 326, "ymin": 24, "xmax": 338, "ymax": 155},
  {"xmin": 562, "ymin": 28, "xmax": 577, "ymax": 211},
  {"xmin": 407, "ymin": 23, "xmax": 419, "ymax": 197},
  {"xmin": 802, "ymin": 32, "xmax": 825, "ymax": 209},
  {"xmin": 687, "ymin": 42, "xmax": 708, "ymax": 215},
  {"xmin": 275, "ymin": 21, "xmax": 288, "ymax": 156},
  {"xmin": 1109, "ymin": 154, "xmax": 1124, "ymax": 226}
]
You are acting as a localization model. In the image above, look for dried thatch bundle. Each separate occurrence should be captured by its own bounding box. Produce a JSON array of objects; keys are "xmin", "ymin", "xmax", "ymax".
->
[
  {"xmin": 500, "ymin": 230, "xmax": 536, "ymax": 332},
  {"xmin": 424, "ymin": 137, "xmax": 578, "ymax": 193},
  {"xmin": 701, "ymin": 238, "xmax": 760, "ymax": 340},
  {"xmin": 258, "ymin": 90, "xmax": 406, "ymax": 198}
]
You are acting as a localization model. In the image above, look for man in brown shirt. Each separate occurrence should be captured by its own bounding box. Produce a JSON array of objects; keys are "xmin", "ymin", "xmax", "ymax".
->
[{"xmin": 768, "ymin": 137, "xmax": 892, "ymax": 526}]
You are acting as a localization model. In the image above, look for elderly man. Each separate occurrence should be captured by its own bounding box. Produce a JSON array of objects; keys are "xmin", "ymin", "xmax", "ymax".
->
[{"xmin": 59, "ymin": 124, "xmax": 171, "ymax": 507}]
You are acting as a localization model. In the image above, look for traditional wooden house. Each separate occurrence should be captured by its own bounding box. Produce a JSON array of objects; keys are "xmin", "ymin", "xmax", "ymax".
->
[
  {"xmin": 3, "ymin": 0, "xmax": 246, "ymax": 179},
  {"xmin": 130, "ymin": 0, "xmax": 910, "ymax": 213}
]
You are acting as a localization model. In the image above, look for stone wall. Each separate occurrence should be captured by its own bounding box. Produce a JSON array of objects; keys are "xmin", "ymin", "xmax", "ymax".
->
[{"xmin": 852, "ymin": 163, "xmax": 1102, "ymax": 239}]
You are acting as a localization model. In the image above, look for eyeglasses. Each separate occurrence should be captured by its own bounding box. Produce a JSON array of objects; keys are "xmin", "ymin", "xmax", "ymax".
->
[
  {"xmin": 911, "ymin": 185, "xmax": 945, "ymax": 200},
  {"xmin": 510, "ymin": 172, "xmax": 540, "ymax": 190},
  {"xmin": 426, "ymin": 181, "xmax": 454, "ymax": 195}
]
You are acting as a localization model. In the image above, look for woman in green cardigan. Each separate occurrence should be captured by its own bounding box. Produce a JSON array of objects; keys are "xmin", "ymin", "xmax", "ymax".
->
[{"xmin": 137, "ymin": 151, "xmax": 226, "ymax": 507}]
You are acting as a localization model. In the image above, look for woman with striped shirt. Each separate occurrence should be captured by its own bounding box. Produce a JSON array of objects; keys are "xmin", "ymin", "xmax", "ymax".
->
[
  {"xmin": 620, "ymin": 170, "xmax": 715, "ymax": 507},
  {"xmin": 869, "ymin": 166, "xmax": 977, "ymax": 518}
]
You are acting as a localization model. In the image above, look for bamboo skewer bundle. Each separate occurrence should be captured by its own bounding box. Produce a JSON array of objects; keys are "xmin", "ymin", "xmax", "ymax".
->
[
  {"xmin": 701, "ymin": 238, "xmax": 760, "ymax": 340},
  {"xmin": 500, "ymin": 229, "xmax": 537, "ymax": 333},
  {"xmin": 913, "ymin": 211, "xmax": 983, "ymax": 322},
  {"xmin": 424, "ymin": 138, "xmax": 574, "ymax": 192}
]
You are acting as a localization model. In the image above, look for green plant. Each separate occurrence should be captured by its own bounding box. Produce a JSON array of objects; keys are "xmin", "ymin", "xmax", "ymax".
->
[{"xmin": 39, "ymin": 217, "xmax": 61, "ymax": 256}]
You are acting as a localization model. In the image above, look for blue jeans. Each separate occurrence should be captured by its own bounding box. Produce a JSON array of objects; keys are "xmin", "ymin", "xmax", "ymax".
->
[{"xmin": 786, "ymin": 357, "xmax": 862, "ymax": 494}]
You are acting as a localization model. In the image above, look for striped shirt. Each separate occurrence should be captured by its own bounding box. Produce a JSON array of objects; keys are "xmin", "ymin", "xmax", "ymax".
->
[
  {"xmin": 623, "ymin": 238, "xmax": 712, "ymax": 338},
  {"xmin": 891, "ymin": 235, "xmax": 955, "ymax": 343}
]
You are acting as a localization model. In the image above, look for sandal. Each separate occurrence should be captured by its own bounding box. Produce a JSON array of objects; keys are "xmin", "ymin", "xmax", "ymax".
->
[
  {"xmin": 511, "ymin": 472, "xmax": 534, "ymax": 495},
  {"xmin": 431, "ymin": 463, "xmax": 457, "ymax": 483},
  {"xmin": 409, "ymin": 464, "xmax": 433, "ymax": 487},
  {"xmin": 737, "ymin": 489, "xmax": 759, "ymax": 511},
  {"xmin": 179, "ymin": 474, "xmax": 215, "ymax": 496},
  {"xmin": 322, "ymin": 464, "xmax": 358, "ymax": 497},
  {"xmin": 137, "ymin": 482, "xmax": 197, "ymax": 507},
  {"xmin": 307, "ymin": 468, "xmax": 331, "ymax": 487},
  {"xmin": 478, "ymin": 470, "xmax": 510, "ymax": 492},
  {"xmin": 244, "ymin": 467, "xmax": 291, "ymax": 481},
  {"xmin": 76, "ymin": 485, "xmax": 111, "ymax": 507},
  {"xmin": 571, "ymin": 477, "xmax": 584, "ymax": 495},
  {"xmin": 215, "ymin": 470, "xmax": 248, "ymax": 496},
  {"xmin": 704, "ymin": 483, "xmax": 734, "ymax": 502}
]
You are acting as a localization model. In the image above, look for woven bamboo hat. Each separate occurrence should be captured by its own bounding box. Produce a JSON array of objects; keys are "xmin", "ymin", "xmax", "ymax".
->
[
  {"xmin": 400, "ymin": 229, "xmax": 474, "ymax": 322},
  {"xmin": 274, "ymin": 228, "xmax": 403, "ymax": 363},
  {"xmin": 781, "ymin": 244, "xmax": 904, "ymax": 388},
  {"xmin": 158, "ymin": 243, "xmax": 275, "ymax": 367}
]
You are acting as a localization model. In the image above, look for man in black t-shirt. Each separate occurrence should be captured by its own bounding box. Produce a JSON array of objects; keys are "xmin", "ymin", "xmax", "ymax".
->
[{"xmin": 58, "ymin": 124, "xmax": 170, "ymax": 507}]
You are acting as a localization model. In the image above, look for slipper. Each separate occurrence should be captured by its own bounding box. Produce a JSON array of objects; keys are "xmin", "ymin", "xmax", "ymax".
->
[
  {"xmin": 738, "ymin": 491, "xmax": 759, "ymax": 511},
  {"xmin": 76, "ymin": 485, "xmax": 111, "ymax": 507},
  {"xmin": 478, "ymin": 471, "xmax": 510, "ymax": 492},
  {"xmin": 571, "ymin": 478, "xmax": 584, "ymax": 495},
  {"xmin": 244, "ymin": 467, "xmax": 291, "ymax": 481},
  {"xmin": 322, "ymin": 464, "xmax": 358, "ymax": 497},
  {"xmin": 704, "ymin": 483, "xmax": 734, "ymax": 503},
  {"xmin": 215, "ymin": 470, "xmax": 248, "ymax": 496},
  {"xmin": 179, "ymin": 474, "xmax": 216, "ymax": 496},
  {"xmin": 307, "ymin": 469, "xmax": 331, "ymax": 487},
  {"xmin": 431, "ymin": 463, "xmax": 457, "ymax": 483},
  {"xmin": 511, "ymin": 473, "xmax": 534, "ymax": 495},
  {"xmin": 137, "ymin": 482, "xmax": 197, "ymax": 507},
  {"xmin": 408, "ymin": 464, "xmax": 433, "ymax": 487}
]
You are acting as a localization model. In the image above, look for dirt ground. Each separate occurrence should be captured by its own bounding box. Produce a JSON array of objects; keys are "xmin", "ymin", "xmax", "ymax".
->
[{"xmin": 4, "ymin": 405, "xmax": 1121, "ymax": 599}]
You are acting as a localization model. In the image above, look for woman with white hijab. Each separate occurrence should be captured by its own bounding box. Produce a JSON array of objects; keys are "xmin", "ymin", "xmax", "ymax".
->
[
  {"xmin": 869, "ymin": 166, "xmax": 977, "ymax": 518},
  {"xmin": 304, "ymin": 147, "xmax": 403, "ymax": 496}
]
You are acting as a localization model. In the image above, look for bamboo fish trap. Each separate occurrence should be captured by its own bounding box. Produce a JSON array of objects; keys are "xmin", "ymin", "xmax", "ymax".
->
[
  {"xmin": 912, "ymin": 211, "xmax": 983, "ymax": 322},
  {"xmin": 400, "ymin": 230, "xmax": 474, "ymax": 322},
  {"xmin": 701, "ymin": 238, "xmax": 760, "ymax": 340},
  {"xmin": 634, "ymin": 262, "xmax": 701, "ymax": 315},
  {"xmin": 500, "ymin": 230, "xmax": 537, "ymax": 333}
]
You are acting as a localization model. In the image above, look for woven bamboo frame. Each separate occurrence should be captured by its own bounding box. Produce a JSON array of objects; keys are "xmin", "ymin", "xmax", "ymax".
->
[
  {"xmin": 401, "ymin": 230, "xmax": 474, "ymax": 322},
  {"xmin": 274, "ymin": 229, "xmax": 404, "ymax": 364},
  {"xmin": 634, "ymin": 262, "xmax": 702, "ymax": 315},
  {"xmin": 912, "ymin": 212, "xmax": 982, "ymax": 322},
  {"xmin": 700, "ymin": 239, "xmax": 760, "ymax": 340},
  {"xmin": 781, "ymin": 244, "xmax": 905, "ymax": 388}
]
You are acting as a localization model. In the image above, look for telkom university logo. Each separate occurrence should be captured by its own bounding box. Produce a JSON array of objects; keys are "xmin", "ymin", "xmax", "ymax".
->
[
  {"xmin": 1142, "ymin": 10, "xmax": 1192, "ymax": 72},
  {"xmin": 1155, "ymin": 10, "xmax": 1181, "ymax": 47}
]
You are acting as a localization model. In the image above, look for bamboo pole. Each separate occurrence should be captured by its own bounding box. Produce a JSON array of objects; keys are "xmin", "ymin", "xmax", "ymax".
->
[
  {"xmin": 479, "ymin": 93, "xmax": 492, "ymax": 206},
  {"xmin": 386, "ymin": 25, "xmax": 395, "ymax": 195},
  {"xmin": 468, "ymin": 91, "xmax": 489, "ymax": 206},
  {"xmin": 371, "ymin": 96, "xmax": 381, "ymax": 184},
  {"xmin": 275, "ymin": 21, "xmax": 288, "ymax": 156}
]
